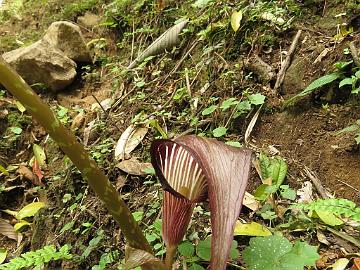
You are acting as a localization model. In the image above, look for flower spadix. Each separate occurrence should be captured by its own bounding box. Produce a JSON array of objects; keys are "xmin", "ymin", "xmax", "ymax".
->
[{"xmin": 151, "ymin": 135, "xmax": 252, "ymax": 270}]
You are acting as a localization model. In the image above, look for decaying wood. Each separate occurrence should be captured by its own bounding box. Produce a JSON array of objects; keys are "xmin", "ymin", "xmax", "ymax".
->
[
  {"xmin": 245, "ymin": 55, "xmax": 275, "ymax": 83},
  {"xmin": 304, "ymin": 166, "xmax": 330, "ymax": 199},
  {"xmin": 274, "ymin": 30, "xmax": 302, "ymax": 91},
  {"xmin": 349, "ymin": 41, "xmax": 360, "ymax": 68}
]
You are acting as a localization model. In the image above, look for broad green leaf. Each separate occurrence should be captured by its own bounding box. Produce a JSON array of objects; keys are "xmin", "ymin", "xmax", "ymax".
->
[
  {"xmin": 248, "ymin": 93, "xmax": 266, "ymax": 105},
  {"xmin": 355, "ymin": 69, "xmax": 360, "ymax": 78},
  {"xmin": 220, "ymin": 98, "xmax": 238, "ymax": 110},
  {"xmin": 212, "ymin": 126, "xmax": 227, "ymax": 137},
  {"xmin": 178, "ymin": 241, "xmax": 194, "ymax": 258},
  {"xmin": 14, "ymin": 220, "xmax": 31, "ymax": 231},
  {"xmin": 231, "ymin": 11, "xmax": 243, "ymax": 32},
  {"xmin": 234, "ymin": 221, "xmax": 272, "ymax": 236},
  {"xmin": 33, "ymin": 144, "xmax": 46, "ymax": 167},
  {"xmin": 339, "ymin": 77, "xmax": 353, "ymax": 88},
  {"xmin": 259, "ymin": 153, "xmax": 271, "ymax": 180},
  {"xmin": 229, "ymin": 240, "xmax": 239, "ymax": 260},
  {"xmin": 15, "ymin": 101, "xmax": 26, "ymax": 113},
  {"xmin": 225, "ymin": 141, "xmax": 242, "ymax": 147},
  {"xmin": 334, "ymin": 61, "xmax": 353, "ymax": 70},
  {"xmin": 315, "ymin": 210, "xmax": 343, "ymax": 226},
  {"xmin": 0, "ymin": 248, "xmax": 7, "ymax": 265},
  {"xmin": 254, "ymin": 184, "xmax": 270, "ymax": 201},
  {"xmin": 280, "ymin": 186, "xmax": 296, "ymax": 200},
  {"xmin": 351, "ymin": 87, "xmax": 360, "ymax": 94},
  {"xmin": 280, "ymin": 241, "xmax": 320, "ymax": 270},
  {"xmin": 0, "ymin": 164, "xmax": 9, "ymax": 176},
  {"xmin": 337, "ymin": 124, "xmax": 359, "ymax": 134},
  {"xmin": 284, "ymin": 73, "xmax": 340, "ymax": 106},
  {"xmin": 243, "ymin": 235, "xmax": 293, "ymax": 270},
  {"xmin": 9, "ymin": 127, "xmax": 22, "ymax": 135},
  {"xmin": 188, "ymin": 264, "xmax": 206, "ymax": 270},
  {"xmin": 132, "ymin": 211, "xmax": 143, "ymax": 222},
  {"xmin": 16, "ymin": 202, "xmax": 46, "ymax": 220},
  {"xmin": 237, "ymin": 100, "xmax": 251, "ymax": 112},
  {"xmin": 273, "ymin": 157, "xmax": 287, "ymax": 187},
  {"xmin": 196, "ymin": 237, "xmax": 211, "ymax": 261},
  {"xmin": 202, "ymin": 105, "xmax": 218, "ymax": 116}
]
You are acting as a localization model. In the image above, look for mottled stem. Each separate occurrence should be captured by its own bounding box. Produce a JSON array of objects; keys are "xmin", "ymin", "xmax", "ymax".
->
[{"xmin": 0, "ymin": 57, "xmax": 163, "ymax": 270}]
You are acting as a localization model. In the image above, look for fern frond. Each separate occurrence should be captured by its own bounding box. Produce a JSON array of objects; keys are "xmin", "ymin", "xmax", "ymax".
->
[
  {"xmin": 0, "ymin": 245, "xmax": 72, "ymax": 270},
  {"xmin": 291, "ymin": 198, "xmax": 360, "ymax": 222}
]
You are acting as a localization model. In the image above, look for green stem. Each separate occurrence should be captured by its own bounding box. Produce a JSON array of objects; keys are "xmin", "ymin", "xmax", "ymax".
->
[
  {"xmin": 0, "ymin": 57, "xmax": 163, "ymax": 270},
  {"xmin": 164, "ymin": 245, "xmax": 176, "ymax": 270}
]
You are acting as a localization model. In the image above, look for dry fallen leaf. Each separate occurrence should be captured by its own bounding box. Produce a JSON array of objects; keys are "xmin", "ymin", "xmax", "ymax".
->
[
  {"xmin": 0, "ymin": 218, "xmax": 20, "ymax": 242},
  {"xmin": 115, "ymin": 125, "xmax": 148, "ymax": 160},
  {"xmin": 125, "ymin": 245, "xmax": 165, "ymax": 270},
  {"xmin": 350, "ymin": 258, "xmax": 360, "ymax": 270},
  {"xmin": 116, "ymin": 158, "xmax": 153, "ymax": 176},
  {"xmin": 17, "ymin": 165, "xmax": 37, "ymax": 183},
  {"xmin": 243, "ymin": 192, "xmax": 260, "ymax": 211},
  {"xmin": 231, "ymin": 10, "xmax": 243, "ymax": 32}
]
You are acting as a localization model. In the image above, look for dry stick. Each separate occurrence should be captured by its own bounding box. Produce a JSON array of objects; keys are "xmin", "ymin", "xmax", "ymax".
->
[
  {"xmin": 91, "ymin": 94, "xmax": 122, "ymax": 132},
  {"xmin": 349, "ymin": 41, "xmax": 360, "ymax": 68},
  {"xmin": 274, "ymin": 30, "xmax": 302, "ymax": 91},
  {"xmin": 304, "ymin": 166, "xmax": 330, "ymax": 199},
  {"xmin": 159, "ymin": 41, "xmax": 199, "ymax": 87}
]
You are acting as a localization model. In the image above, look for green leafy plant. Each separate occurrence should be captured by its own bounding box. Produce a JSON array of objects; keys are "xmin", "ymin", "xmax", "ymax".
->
[
  {"xmin": 177, "ymin": 237, "xmax": 239, "ymax": 270},
  {"xmin": 337, "ymin": 119, "xmax": 360, "ymax": 144},
  {"xmin": 242, "ymin": 235, "xmax": 319, "ymax": 270},
  {"xmin": 254, "ymin": 153, "xmax": 289, "ymax": 201},
  {"xmin": 0, "ymin": 245, "xmax": 72, "ymax": 270},
  {"xmin": 283, "ymin": 60, "xmax": 358, "ymax": 107},
  {"xmin": 291, "ymin": 198, "xmax": 360, "ymax": 222}
]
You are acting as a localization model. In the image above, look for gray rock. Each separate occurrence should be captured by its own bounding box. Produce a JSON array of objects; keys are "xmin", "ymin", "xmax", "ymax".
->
[
  {"xmin": 2, "ymin": 40, "xmax": 77, "ymax": 92},
  {"xmin": 43, "ymin": 21, "xmax": 92, "ymax": 63},
  {"xmin": 77, "ymin": 12, "xmax": 101, "ymax": 30}
]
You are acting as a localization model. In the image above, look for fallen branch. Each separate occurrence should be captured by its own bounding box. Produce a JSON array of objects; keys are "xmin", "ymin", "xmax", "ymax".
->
[
  {"xmin": 274, "ymin": 30, "xmax": 302, "ymax": 91},
  {"xmin": 349, "ymin": 41, "xmax": 360, "ymax": 68},
  {"xmin": 304, "ymin": 166, "xmax": 330, "ymax": 199}
]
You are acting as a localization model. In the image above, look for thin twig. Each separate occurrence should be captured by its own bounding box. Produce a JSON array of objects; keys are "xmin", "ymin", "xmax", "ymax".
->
[
  {"xmin": 274, "ymin": 30, "xmax": 302, "ymax": 91},
  {"xmin": 349, "ymin": 41, "xmax": 360, "ymax": 68},
  {"xmin": 92, "ymin": 95, "xmax": 122, "ymax": 132},
  {"xmin": 335, "ymin": 178, "xmax": 360, "ymax": 193},
  {"xmin": 159, "ymin": 41, "xmax": 199, "ymax": 86},
  {"xmin": 130, "ymin": 19, "xmax": 135, "ymax": 62},
  {"xmin": 304, "ymin": 166, "xmax": 330, "ymax": 199}
]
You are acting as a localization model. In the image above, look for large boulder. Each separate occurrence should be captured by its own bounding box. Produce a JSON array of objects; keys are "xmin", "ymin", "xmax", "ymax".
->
[
  {"xmin": 43, "ymin": 21, "xmax": 92, "ymax": 63},
  {"xmin": 2, "ymin": 40, "xmax": 77, "ymax": 92}
]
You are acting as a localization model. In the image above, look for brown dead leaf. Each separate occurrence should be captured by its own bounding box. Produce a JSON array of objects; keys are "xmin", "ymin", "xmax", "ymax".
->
[
  {"xmin": 125, "ymin": 245, "xmax": 165, "ymax": 270},
  {"xmin": 116, "ymin": 175, "xmax": 127, "ymax": 190},
  {"xmin": 0, "ymin": 218, "xmax": 20, "ymax": 242},
  {"xmin": 350, "ymin": 258, "xmax": 360, "ymax": 270},
  {"xmin": 17, "ymin": 165, "xmax": 37, "ymax": 183},
  {"xmin": 32, "ymin": 159, "xmax": 44, "ymax": 186},
  {"xmin": 71, "ymin": 111, "xmax": 85, "ymax": 130},
  {"xmin": 116, "ymin": 158, "xmax": 153, "ymax": 176}
]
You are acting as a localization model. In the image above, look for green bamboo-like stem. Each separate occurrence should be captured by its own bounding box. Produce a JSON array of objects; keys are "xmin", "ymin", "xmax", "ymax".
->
[{"xmin": 0, "ymin": 57, "xmax": 163, "ymax": 270}]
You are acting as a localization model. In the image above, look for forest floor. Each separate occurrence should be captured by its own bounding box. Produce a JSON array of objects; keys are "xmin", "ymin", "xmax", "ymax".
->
[{"xmin": 0, "ymin": 0, "xmax": 360, "ymax": 269}]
